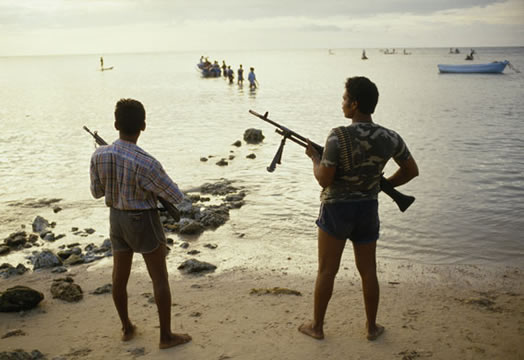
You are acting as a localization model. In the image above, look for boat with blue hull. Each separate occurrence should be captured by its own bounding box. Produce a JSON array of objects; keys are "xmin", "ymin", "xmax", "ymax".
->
[
  {"xmin": 438, "ymin": 60, "xmax": 509, "ymax": 74},
  {"xmin": 197, "ymin": 63, "xmax": 221, "ymax": 78}
]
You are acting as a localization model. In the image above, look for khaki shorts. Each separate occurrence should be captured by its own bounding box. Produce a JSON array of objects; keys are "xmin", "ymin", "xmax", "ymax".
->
[{"xmin": 109, "ymin": 208, "xmax": 166, "ymax": 253}]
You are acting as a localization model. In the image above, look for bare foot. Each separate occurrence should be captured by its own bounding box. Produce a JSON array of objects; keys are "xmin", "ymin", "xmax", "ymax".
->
[
  {"xmin": 367, "ymin": 324, "xmax": 385, "ymax": 341},
  {"xmin": 298, "ymin": 322, "xmax": 324, "ymax": 340},
  {"xmin": 159, "ymin": 333, "xmax": 192, "ymax": 349},
  {"xmin": 122, "ymin": 324, "xmax": 137, "ymax": 342}
]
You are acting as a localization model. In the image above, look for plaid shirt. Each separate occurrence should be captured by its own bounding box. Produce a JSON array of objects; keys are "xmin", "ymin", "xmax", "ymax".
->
[{"xmin": 90, "ymin": 139, "xmax": 184, "ymax": 210}]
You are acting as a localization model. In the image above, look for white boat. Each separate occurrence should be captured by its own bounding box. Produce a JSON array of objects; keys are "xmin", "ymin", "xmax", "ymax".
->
[{"xmin": 438, "ymin": 61, "xmax": 509, "ymax": 74}]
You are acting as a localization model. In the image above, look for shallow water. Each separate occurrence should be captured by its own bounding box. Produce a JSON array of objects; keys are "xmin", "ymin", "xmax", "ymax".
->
[{"xmin": 1, "ymin": 47, "xmax": 523, "ymax": 267}]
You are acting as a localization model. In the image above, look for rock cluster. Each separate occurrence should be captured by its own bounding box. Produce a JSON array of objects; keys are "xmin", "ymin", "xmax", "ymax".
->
[
  {"xmin": 51, "ymin": 277, "xmax": 83, "ymax": 302},
  {"xmin": 161, "ymin": 179, "xmax": 246, "ymax": 236},
  {"xmin": 0, "ymin": 349, "xmax": 46, "ymax": 360},
  {"xmin": 202, "ymin": 130, "xmax": 261, "ymax": 166}
]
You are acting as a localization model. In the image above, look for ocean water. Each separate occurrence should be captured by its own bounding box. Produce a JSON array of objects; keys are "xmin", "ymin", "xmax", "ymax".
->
[{"xmin": 1, "ymin": 47, "xmax": 523, "ymax": 269}]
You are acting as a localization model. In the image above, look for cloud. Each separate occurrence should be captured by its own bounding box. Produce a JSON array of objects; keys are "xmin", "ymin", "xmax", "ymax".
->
[
  {"xmin": 0, "ymin": 0, "xmax": 521, "ymax": 55},
  {"xmin": 0, "ymin": 0, "xmax": 511, "ymax": 28}
]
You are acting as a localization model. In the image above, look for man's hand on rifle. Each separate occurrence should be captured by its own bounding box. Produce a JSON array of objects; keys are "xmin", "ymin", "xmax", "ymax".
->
[{"xmin": 305, "ymin": 139, "xmax": 321, "ymax": 163}]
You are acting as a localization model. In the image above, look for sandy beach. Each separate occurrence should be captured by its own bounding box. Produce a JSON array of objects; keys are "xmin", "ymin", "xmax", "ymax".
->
[{"xmin": 1, "ymin": 256, "xmax": 523, "ymax": 360}]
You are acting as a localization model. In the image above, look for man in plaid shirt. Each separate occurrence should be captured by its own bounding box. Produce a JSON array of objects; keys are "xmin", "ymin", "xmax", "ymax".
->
[{"xmin": 90, "ymin": 98, "xmax": 191, "ymax": 349}]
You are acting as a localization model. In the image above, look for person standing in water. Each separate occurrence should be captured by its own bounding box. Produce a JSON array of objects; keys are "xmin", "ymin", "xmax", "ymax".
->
[
  {"xmin": 298, "ymin": 76, "xmax": 419, "ymax": 341},
  {"xmin": 237, "ymin": 64, "xmax": 244, "ymax": 86},
  {"xmin": 248, "ymin": 67, "xmax": 257, "ymax": 89}
]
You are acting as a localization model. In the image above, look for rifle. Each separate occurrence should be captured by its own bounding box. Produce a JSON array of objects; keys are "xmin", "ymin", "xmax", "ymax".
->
[
  {"xmin": 248, "ymin": 110, "xmax": 415, "ymax": 212},
  {"xmin": 83, "ymin": 126, "xmax": 181, "ymax": 222}
]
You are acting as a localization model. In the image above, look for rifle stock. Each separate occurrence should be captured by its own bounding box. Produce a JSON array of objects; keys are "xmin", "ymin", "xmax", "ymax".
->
[
  {"xmin": 83, "ymin": 126, "xmax": 181, "ymax": 221},
  {"xmin": 250, "ymin": 110, "xmax": 415, "ymax": 212}
]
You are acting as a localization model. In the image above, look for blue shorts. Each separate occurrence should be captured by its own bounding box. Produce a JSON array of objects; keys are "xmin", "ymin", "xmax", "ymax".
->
[{"xmin": 316, "ymin": 200, "xmax": 380, "ymax": 244}]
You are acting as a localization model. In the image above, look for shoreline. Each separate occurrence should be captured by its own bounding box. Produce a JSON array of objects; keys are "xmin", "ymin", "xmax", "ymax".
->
[{"xmin": 1, "ymin": 259, "xmax": 523, "ymax": 359}]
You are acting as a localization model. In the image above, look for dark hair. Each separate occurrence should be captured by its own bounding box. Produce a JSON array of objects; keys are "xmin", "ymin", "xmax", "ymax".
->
[
  {"xmin": 114, "ymin": 99, "xmax": 145, "ymax": 135},
  {"xmin": 345, "ymin": 77, "xmax": 379, "ymax": 114}
]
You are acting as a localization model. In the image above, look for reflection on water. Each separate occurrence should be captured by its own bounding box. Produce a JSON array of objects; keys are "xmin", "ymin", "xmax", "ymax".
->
[{"xmin": 1, "ymin": 48, "xmax": 523, "ymax": 266}]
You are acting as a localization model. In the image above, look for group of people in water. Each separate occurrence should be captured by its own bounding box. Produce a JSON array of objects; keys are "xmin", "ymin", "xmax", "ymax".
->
[{"xmin": 199, "ymin": 56, "xmax": 258, "ymax": 89}]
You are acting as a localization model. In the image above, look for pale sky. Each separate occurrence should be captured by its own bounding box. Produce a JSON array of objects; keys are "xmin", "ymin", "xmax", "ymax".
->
[{"xmin": 1, "ymin": 0, "xmax": 523, "ymax": 56}]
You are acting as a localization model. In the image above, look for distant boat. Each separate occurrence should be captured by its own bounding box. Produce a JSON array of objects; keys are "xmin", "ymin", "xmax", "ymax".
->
[
  {"xmin": 196, "ymin": 63, "xmax": 220, "ymax": 78},
  {"xmin": 438, "ymin": 61, "xmax": 509, "ymax": 74}
]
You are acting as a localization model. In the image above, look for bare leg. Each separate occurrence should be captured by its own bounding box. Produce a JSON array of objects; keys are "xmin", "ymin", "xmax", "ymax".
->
[
  {"xmin": 299, "ymin": 228, "xmax": 346, "ymax": 340},
  {"xmin": 112, "ymin": 250, "xmax": 136, "ymax": 341},
  {"xmin": 142, "ymin": 244, "xmax": 192, "ymax": 349},
  {"xmin": 352, "ymin": 241, "xmax": 384, "ymax": 340}
]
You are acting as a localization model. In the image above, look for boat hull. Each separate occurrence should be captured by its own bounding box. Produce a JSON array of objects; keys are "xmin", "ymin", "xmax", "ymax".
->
[{"xmin": 438, "ymin": 61, "xmax": 508, "ymax": 74}]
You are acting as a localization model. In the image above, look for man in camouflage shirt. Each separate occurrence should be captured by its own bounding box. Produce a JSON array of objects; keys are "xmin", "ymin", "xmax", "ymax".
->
[{"xmin": 299, "ymin": 77, "xmax": 419, "ymax": 341}]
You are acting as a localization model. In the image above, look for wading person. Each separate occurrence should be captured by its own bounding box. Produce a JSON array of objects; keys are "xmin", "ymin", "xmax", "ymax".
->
[
  {"xmin": 299, "ymin": 76, "xmax": 419, "ymax": 341},
  {"xmin": 248, "ymin": 67, "xmax": 257, "ymax": 89},
  {"xmin": 90, "ymin": 98, "xmax": 192, "ymax": 349}
]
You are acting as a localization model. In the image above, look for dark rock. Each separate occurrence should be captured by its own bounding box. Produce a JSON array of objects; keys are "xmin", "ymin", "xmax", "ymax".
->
[
  {"xmin": 51, "ymin": 266, "xmax": 68, "ymax": 274},
  {"xmin": 216, "ymin": 159, "xmax": 228, "ymax": 166},
  {"xmin": 32, "ymin": 216, "xmax": 49, "ymax": 233},
  {"xmin": 200, "ymin": 157, "xmax": 208, "ymax": 162},
  {"xmin": 0, "ymin": 286, "xmax": 44, "ymax": 312},
  {"xmin": 57, "ymin": 249, "xmax": 73, "ymax": 260},
  {"xmin": 1, "ymin": 329, "xmax": 26, "ymax": 339},
  {"xmin": 0, "ymin": 263, "xmax": 28, "ymax": 279},
  {"xmin": 28, "ymin": 234, "xmax": 38, "ymax": 243},
  {"xmin": 203, "ymin": 243, "xmax": 218, "ymax": 249},
  {"xmin": 64, "ymin": 254, "xmax": 84, "ymax": 266},
  {"xmin": 246, "ymin": 153, "xmax": 256, "ymax": 159},
  {"xmin": 50, "ymin": 277, "xmax": 83, "ymax": 302},
  {"xmin": 227, "ymin": 201, "xmax": 245, "ymax": 209},
  {"xmin": 0, "ymin": 349, "xmax": 46, "ymax": 360},
  {"xmin": 32, "ymin": 250, "xmax": 63, "ymax": 270},
  {"xmin": 52, "ymin": 206, "xmax": 62, "ymax": 213},
  {"xmin": 179, "ymin": 221, "xmax": 204, "ymax": 235},
  {"xmin": 198, "ymin": 206, "xmax": 230, "ymax": 228},
  {"xmin": 66, "ymin": 242, "xmax": 80, "ymax": 248},
  {"xmin": 41, "ymin": 232, "xmax": 55, "ymax": 242},
  {"xmin": 243, "ymin": 128, "xmax": 265, "ymax": 144},
  {"xmin": 232, "ymin": 140, "xmax": 242, "ymax": 147},
  {"xmin": 178, "ymin": 259, "xmax": 217, "ymax": 275},
  {"xmin": 92, "ymin": 284, "xmax": 112, "ymax": 295},
  {"xmin": 0, "ymin": 245, "xmax": 10, "ymax": 255},
  {"xmin": 187, "ymin": 250, "xmax": 200, "ymax": 255},
  {"xmin": 4, "ymin": 231, "xmax": 28, "ymax": 247},
  {"xmin": 180, "ymin": 242, "xmax": 190, "ymax": 249},
  {"xmin": 199, "ymin": 179, "xmax": 239, "ymax": 196},
  {"xmin": 225, "ymin": 192, "xmax": 246, "ymax": 202},
  {"xmin": 84, "ymin": 228, "xmax": 95, "ymax": 235},
  {"xmin": 70, "ymin": 247, "xmax": 81, "ymax": 255},
  {"xmin": 71, "ymin": 227, "xmax": 79, "ymax": 232},
  {"xmin": 228, "ymin": 155, "xmax": 235, "ymax": 160},
  {"xmin": 188, "ymin": 194, "xmax": 201, "ymax": 202}
]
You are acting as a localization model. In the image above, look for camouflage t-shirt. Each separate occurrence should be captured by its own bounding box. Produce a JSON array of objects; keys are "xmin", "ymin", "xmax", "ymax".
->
[{"xmin": 320, "ymin": 122, "xmax": 411, "ymax": 203}]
